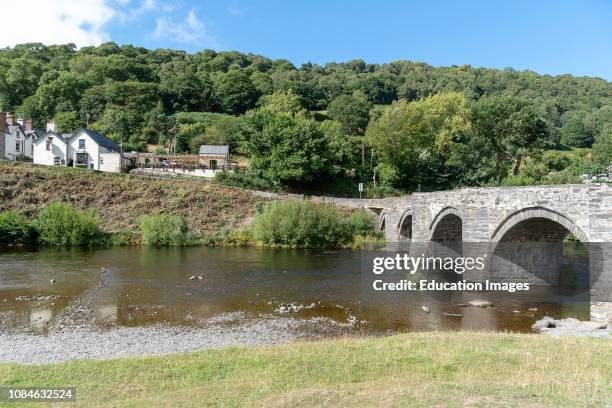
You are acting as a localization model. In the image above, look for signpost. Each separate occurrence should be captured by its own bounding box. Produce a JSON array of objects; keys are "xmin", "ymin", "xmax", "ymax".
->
[{"xmin": 358, "ymin": 182, "xmax": 363, "ymax": 199}]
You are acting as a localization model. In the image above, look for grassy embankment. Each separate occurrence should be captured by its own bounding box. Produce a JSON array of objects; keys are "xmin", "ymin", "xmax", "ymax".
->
[
  {"xmin": 0, "ymin": 162, "xmax": 383, "ymax": 248},
  {"xmin": 0, "ymin": 161, "xmax": 263, "ymax": 244},
  {"xmin": 0, "ymin": 332, "xmax": 610, "ymax": 407}
]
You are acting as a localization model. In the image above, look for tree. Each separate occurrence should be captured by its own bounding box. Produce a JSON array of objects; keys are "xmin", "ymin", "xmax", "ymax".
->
[
  {"xmin": 592, "ymin": 124, "xmax": 612, "ymax": 166},
  {"xmin": 55, "ymin": 111, "xmax": 82, "ymax": 133},
  {"xmin": 319, "ymin": 119, "xmax": 361, "ymax": 171},
  {"xmin": 471, "ymin": 95, "xmax": 551, "ymax": 179},
  {"xmin": 5, "ymin": 57, "xmax": 44, "ymax": 108},
  {"xmin": 560, "ymin": 111, "xmax": 594, "ymax": 148},
  {"xmin": 327, "ymin": 92, "xmax": 372, "ymax": 135},
  {"xmin": 213, "ymin": 69, "xmax": 258, "ymax": 114},
  {"xmin": 35, "ymin": 71, "xmax": 87, "ymax": 117},
  {"xmin": 245, "ymin": 91, "xmax": 328, "ymax": 184},
  {"xmin": 160, "ymin": 70, "xmax": 214, "ymax": 112},
  {"xmin": 366, "ymin": 92, "xmax": 472, "ymax": 188}
]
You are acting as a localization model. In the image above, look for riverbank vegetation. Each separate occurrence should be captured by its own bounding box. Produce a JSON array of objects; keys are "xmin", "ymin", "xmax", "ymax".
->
[
  {"xmin": 252, "ymin": 201, "xmax": 380, "ymax": 248},
  {"xmin": 0, "ymin": 162, "xmax": 379, "ymax": 249},
  {"xmin": 1, "ymin": 43, "xmax": 609, "ymax": 196},
  {"xmin": 0, "ymin": 332, "xmax": 609, "ymax": 407},
  {"xmin": 139, "ymin": 214, "xmax": 191, "ymax": 247}
]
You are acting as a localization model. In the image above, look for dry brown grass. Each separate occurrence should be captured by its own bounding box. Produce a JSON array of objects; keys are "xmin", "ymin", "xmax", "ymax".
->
[{"xmin": 0, "ymin": 161, "xmax": 264, "ymax": 238}]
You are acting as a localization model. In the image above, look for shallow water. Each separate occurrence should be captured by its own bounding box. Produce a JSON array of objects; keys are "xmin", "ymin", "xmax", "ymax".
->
[{"xmin": 0, "ymin": 246, "xmax": 590, "ymax": 336}]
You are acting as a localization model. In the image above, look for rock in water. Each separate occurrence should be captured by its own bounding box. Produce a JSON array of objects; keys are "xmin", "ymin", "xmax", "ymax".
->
[
  {"xmin": 189, "ymin": 276, "xmax": 196, "ymax": 281},
  {"xmin": 468, "ymin": 300, "xmax": 492, "ymax": 307},
  {"xmin": 49, "ymin": 279, "xmax": 56, "ymax": 283},
  {"xmin": 421, "ymin": 306, "xmax": 430, "ymax": 313}
]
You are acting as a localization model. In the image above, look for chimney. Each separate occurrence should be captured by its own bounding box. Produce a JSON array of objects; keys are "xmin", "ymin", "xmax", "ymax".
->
[
  {"xmin": 5, "ymin": 113, "xmax": 14, "ymax": 126},
  {"xmin": 24, "ymin": 118, "xmax": 33, "ymax": 131},
  {"xmin": 17, "ymin": 115, "xmax": 24, "ymax": 126},
  {"xmin": 46, "ymin": 118, "xmax": 56, "ymax": 132}
]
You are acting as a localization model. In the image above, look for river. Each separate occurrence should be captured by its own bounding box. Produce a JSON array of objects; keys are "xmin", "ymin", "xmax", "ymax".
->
[{"xmin": 0, "ymin": 246, "xmax": 590, "ymax": 338}]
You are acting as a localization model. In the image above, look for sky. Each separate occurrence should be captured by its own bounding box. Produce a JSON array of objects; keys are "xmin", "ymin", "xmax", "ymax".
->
[{"xmin": 1, "ymin": 0, "xmax": 611, "ymax": 80}]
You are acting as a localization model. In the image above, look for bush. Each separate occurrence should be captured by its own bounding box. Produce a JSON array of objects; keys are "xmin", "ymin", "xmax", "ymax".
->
[
  {"xmin": 37, "ymin": 202, "xmax": 102, "ymax": 246},
  {"xmin": 342, "ymin": 210, "xmax": 375, "ymax": 237},
  {"xmin": 140, "ymin": 214, "xmax": 190, "ymax": 246},
  {"xmin": 213, "ymin": 171, "xmax": 283, "ymax": 192},
  {"xmin": 0, "ymin": 211, "xmax": 36, "ymax": 245},
  {"xmin": 253, "ymin": 200, "xmax": 346, "ymax": 248}
]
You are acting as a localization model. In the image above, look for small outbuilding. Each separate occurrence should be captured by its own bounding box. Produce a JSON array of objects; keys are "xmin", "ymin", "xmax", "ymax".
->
[{"xmin": 198, "ymin": 145, "xmax": 230, "ymax": 170}]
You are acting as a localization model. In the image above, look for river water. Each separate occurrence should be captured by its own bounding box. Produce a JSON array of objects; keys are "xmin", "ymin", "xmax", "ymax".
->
[{"xmin": 0, "ymin": 246, "xmax": 590, "ymax": 337}]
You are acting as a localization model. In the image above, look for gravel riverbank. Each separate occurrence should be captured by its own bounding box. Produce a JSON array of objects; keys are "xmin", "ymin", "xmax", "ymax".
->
[{"xmin": 0, "ymin": 313, "xmax": 357, "ymax": 365}]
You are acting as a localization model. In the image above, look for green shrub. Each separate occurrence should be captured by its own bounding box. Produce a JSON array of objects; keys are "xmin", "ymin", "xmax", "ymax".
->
[
  {"xmin": 253, "ymin": 200, "xmax": 346, "ymax": 248},
  {"xmin": 140, "ymin": 214, "xmax": 190, "ymax": 246},
  {"xmin": 213, "ymin": 171, "xmax": 283, "ymax": 192},
  {"xmin": 0, "ymin": 211, "xmax": 36, "ymax": 245},
  {"xmin": 342, "ymin": 210, "xmax": 375, "ymax": 237},
  {"xmin": 37, "ymin": 202, "xmax": 102, "ymax": 246}
]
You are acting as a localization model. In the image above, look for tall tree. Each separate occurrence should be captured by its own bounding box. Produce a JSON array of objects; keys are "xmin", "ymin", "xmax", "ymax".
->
[
  {"xmin": 366, "ymin": 92, "xmax": 472, "ymax": 188},
  {"xmin": 471, "ymin": 95, "xmax": 551, "ymax": 179},
  {"xmin": 327, "ymin": 91, "xmax": 372, "ymax": 135}
]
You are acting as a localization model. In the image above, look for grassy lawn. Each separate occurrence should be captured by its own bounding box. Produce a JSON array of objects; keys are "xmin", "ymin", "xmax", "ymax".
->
[{"xmin": 0, "ymin": 332, "xmax": 610, "ymax": 407}]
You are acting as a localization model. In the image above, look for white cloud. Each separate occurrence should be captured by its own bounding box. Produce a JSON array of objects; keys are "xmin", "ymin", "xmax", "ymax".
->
[
  {"xmin": 116, "ymin": 0, "xmax": 156, "ymax": 23},
  {"xmin": 0, "ymin": 0, "xmax": 116, "ymax": 48},
  {"xmin": 153, "ymin": 9, "xmax": 217, "ymax": 46}
]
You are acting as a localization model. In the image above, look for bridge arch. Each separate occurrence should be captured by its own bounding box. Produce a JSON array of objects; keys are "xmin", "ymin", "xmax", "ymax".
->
[
  {"xmin": 491, "ymin": 206, "xmax": 589, "ymax": 243},
  {"xmin": 377, "ymin": 211, "xmax": 387, "ymax": 232},
  {"xmin": 397, "ymin": 210, "xmax": 412, "ymax": 240},
  {"xmin": 429, "ymin": 206, "xmax": 462, "ymax": 242},
  {"xmin": 488, "ymin": 206, "xmax": 591, "ymax": 288}
]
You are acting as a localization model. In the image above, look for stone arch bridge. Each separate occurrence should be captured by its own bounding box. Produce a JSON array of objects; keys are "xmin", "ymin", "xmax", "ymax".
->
[{"xmin": 319, "ymin": 184, "xmax": 612, "ymax": 322}]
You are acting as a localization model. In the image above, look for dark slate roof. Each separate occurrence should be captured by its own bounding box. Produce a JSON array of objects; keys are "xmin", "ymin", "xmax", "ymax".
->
[
  {"xmin": 34, "ymin": 131, "xmax": 68, "ymax": 144},
  {"xmin": 199, "ymin": 145, "xmax": 229, "ymax": 155},
  {"xmin": 25, "ymin": 129, "xmax": 45, "ymax": 140},
  {"xmin": 71, "ymin": 129, "xmax": 119, "ymax": 151}
]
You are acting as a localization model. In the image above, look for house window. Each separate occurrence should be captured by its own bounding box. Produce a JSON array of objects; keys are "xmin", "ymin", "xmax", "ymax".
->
[
  {"xmin": 60, "ymin": 159, "xmax": 65, "ymax": 166},
  {"xmin": 90, "ymin": 163, "xmax": 94, "ymax": 170},
  {"xmin": 79, "ymin": 139, "xmax": 85, "ymax": 149},
  {"xmin": 99, "ymin": 157, "xmax": 104, "ymax": 165},
  {"xmin": 16, "ymin": 141, "xmax": 20, "ymax": 152},
  {"xmin": 46, "ymin": 137, "xmax": 53, "ymax": 151},
  {"xmin": 53, "ymin": 157, "xmax": 61, "ymax": 165},
  {"xmin": 76, "ymin": 152, "xmax": 88, "ymax": 168}
]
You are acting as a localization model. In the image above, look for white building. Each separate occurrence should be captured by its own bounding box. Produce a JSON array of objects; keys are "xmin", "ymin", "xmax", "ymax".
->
[
  {"xmin": 33, "ymin": 127, "xmax": 123, "ymax": 173},
  {"xmin": 0, "ymin": 112, "xmax": 44, "ymax": 160}
]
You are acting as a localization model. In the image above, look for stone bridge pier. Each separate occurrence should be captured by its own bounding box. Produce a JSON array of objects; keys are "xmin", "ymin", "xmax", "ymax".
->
[{"xmin": 368, "ymin": 184, "xmax": 612, "ymax": 323}]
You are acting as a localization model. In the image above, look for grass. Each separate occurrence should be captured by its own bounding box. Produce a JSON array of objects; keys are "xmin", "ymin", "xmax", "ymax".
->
[{"xmin": 0, "ymin": 332, "xmax": 610, "ymax": 407}]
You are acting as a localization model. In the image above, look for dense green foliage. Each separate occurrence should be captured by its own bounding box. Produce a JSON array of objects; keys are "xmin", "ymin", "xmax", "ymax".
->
[
  {"xmin": 0, "ymin": 211, "xmax": 36, "ymax": 245},
  {"xmin": 0, "ymin": 42, "xmax": 609, "ymax": 192},
  {"xmin": 37, "ymin": 202, "xmax": 102, "ymax": 246},
  {"xmin": 212, "ymin": 170, "xmax": 282, "ymax": 192},
  {"xmin": 252, "ymin": 200, "xmax": 376, "ymax": 248},
  {"xmin": 139, "ymin": 214, "xmax": 191, "ymax": 246}
]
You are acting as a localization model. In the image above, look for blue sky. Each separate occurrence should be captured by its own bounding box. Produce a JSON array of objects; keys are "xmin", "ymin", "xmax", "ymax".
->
[{"xmin": 5, "ymin": 0, "xmax": 612, "ymax": 79}]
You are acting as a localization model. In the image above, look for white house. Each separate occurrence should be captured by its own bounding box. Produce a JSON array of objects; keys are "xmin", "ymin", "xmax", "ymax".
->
[
  {"xmin": 0, "ymin": 112, "xmax": 44, "ymax": 160},
  {"xmin": 0, "ymin": 113, "xmax": 17, "ymax": 160},
  {"xmin": 33, "ymin": 128, "xmax": 123, "ymax": 173}
]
